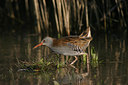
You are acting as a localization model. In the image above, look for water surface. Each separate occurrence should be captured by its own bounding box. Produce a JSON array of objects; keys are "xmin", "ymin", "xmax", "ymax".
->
[{"xmin": 0, "ymin": 32, "xmax": 128, "ymax": 85}]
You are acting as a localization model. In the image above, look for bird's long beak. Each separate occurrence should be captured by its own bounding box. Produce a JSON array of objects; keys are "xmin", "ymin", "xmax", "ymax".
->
[{"xmin": 33, "ymin": 42, "xmax": 43, "ymax": 49}]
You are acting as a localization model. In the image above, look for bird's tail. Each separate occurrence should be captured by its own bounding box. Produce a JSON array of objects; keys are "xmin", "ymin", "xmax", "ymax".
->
[{"xmin": 79, "ymin": 27, "xmax": 91, "ymax": 38}]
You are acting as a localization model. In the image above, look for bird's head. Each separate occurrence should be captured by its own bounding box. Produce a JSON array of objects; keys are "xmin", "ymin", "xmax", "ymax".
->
[{"xmin": 33, "ymin": 37, "xmax": 53, "ymax": 49}]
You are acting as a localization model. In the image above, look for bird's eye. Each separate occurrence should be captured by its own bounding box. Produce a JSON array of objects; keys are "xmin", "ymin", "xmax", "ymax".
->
[{"xmin": 43, "ymin": 40, "xmax": 45, "ymax": 42}]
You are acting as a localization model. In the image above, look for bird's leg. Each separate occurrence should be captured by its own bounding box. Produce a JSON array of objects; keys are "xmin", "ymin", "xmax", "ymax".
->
[
  {"xmin": 86, "ymin": 53, "xmax": 90, "ymax": 64},
  {"xmin": 66, "ymin": 56, "xmax": 69, "ymax": 61},
  {"xmin": 69, "ymin": 64, "xmax": 78, "ymax": 73},
  {"xmin": 86, "ymin": 53, "xmax": 90, "ymax": 72},
  {"xmin": 70, "ymin": 56, "xmax": 78, "ymax": 65},
  {"xmin": 65, "ymin": 56, "xmax": 69, "ymax": 64}
]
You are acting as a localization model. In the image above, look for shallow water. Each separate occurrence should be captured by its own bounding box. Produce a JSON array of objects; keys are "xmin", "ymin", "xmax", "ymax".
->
[{"xmin": 0, "ymin": 32, "xmax": 128, "ymax": 85}]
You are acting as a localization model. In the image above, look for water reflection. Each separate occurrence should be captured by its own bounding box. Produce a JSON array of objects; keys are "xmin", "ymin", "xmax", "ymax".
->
[{"xmin": 0, "ymin": 32, "xmax": 128, "ymax": 85}]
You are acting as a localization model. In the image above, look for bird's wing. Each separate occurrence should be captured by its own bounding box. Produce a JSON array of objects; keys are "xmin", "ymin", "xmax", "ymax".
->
[
  {"xmin": 66, "ymin": 37, "xmax": 92, "ymax": 50},
  {"xmin": 79, "ymin": 27, "xmax": 91, "ymax": 38},
  {"xmin": 53, "ymin": 36, "xmax": 92, "ymax": 52}
]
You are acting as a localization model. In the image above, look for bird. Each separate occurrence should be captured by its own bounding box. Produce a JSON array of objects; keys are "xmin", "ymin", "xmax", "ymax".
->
[{"xmin": 33, "ymin": 27, "xmax": 92, "ymax": 65}]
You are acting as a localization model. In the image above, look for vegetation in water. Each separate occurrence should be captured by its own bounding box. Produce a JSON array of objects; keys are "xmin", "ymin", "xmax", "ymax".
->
[{"xmin": 0, "ymin": 0, "xmax": 127, "ymax": 35}]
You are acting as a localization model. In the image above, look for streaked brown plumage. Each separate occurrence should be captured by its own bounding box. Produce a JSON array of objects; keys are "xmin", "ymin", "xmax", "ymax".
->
[{"xmin": 33, "ymin": 27, "xmax": 92, "ymax": 64}]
